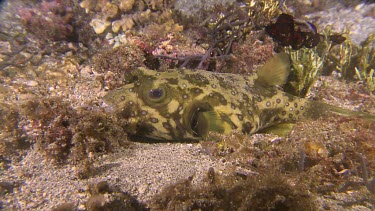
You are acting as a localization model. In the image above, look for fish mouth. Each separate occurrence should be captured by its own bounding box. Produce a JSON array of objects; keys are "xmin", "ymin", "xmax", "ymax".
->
[
  {"xmin": 186, "ymin": 103, "xmax": 213, "ymax": 137},
  {"xmin": 190, "ymin": 108, "xmax": 204, "ymax": 136}
]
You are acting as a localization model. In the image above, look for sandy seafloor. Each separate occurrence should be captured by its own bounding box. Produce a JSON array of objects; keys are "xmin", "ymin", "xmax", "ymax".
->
[{"xmin": 1, "ymin": 0, "xmax": 375, "ymax": 210}]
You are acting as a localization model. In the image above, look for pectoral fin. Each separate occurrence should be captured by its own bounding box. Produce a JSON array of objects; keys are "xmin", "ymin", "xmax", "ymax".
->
[{"xmin": 258, "ymin": 123, "xmax": 295, "ymax": 137}]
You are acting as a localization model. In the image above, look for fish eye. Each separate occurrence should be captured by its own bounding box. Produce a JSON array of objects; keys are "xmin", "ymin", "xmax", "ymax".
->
[
  {"xmin": 149, "ymin": 88, "xmax": 164, "ymax": 99},
  {"xmin": 142, "ymin": 85, "xmax": 170, "ymax": 106}
]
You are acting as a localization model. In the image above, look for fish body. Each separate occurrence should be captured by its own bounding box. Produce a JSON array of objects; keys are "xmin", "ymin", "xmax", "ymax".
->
[
  {"xmin": 105, "ymin": 54, "xmax": 313, "ymax": 140},
  {"xmin": 103, "ymin": 53, "xmax": 373, "ymax": 141}
]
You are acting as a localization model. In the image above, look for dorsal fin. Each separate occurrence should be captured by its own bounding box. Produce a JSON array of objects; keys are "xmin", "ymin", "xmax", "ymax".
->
[{"xmin": 256, "ymin": 53, "xmax": 291, "ymax": 86}]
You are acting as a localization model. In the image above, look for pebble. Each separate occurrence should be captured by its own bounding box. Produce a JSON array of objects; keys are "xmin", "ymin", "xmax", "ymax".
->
[
  {"xmin": 90, "ymin": 19, "xmax": 111, "ymax": 34},
  {"xmin": 102, "ymin": 3, "xmax": 118, "ymax": 18},
  {"xmin": 26, "ymin": 80, "xmax": 39, "ymax": 87},
  {"xmin": 111, "ymin": 20, "xmax": 123, "ymax": 33},
  {"xmin": 120, "ymin": 0, "xmax": 135, "ymax": 12},
  {"xmin": 80, "ymin": 66, "xmax": 93, "ymax": 78}
]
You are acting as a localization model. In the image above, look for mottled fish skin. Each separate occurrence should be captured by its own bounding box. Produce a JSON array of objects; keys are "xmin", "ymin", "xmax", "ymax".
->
[{"xmin": 104, "ymin": 62, "xmax": 313, "ymax": 141}]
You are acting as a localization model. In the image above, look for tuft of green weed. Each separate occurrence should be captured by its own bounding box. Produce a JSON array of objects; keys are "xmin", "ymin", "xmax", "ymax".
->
[
  {"xmin": 246, "ymin": 0, "xmax": 281, "ymax": 26},
  {"xmin": 354, "ymin": 34, "xmax": 375, "ymax": 95},
  {"xmin": 326, "ymin": 31, "xmax": 375, "ymax": 95},
  {"xmin": 356, "ymin": 68, "xmax": 375, "ymax": 95},
  {"xmin": 283, "ymin": 26, "xmax": 336, "ymax": 97},
  {"xmin": 286, "ymin": 47, "xmax": 324, "ymax": 97},
  {"xmin": 356, "ymin": 34, "xmax": 375, "ymax": 76},
  {"xmin": 331, "ymin": 26, "xmax": 355, "ymax": 80},
  {"xmin": 282, "ymin": 25, "xmax": 375, "ymax": 97}
]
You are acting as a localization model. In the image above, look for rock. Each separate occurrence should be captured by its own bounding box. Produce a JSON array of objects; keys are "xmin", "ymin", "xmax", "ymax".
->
[
  {"xmin": 102, "ymin": 3, "xmax": 118, "ymax": 18},
  {"xmin": 90, "ymin": 19, "xmax": 111, "ymax": 34},
  {"xmin": 120, "ymin": 0, "xmax": 135, "ymax": 13}
]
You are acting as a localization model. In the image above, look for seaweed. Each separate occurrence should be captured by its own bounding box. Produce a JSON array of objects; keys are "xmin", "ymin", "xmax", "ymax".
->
[
  {"xmin": 86, "ymin": 181, "xmax": 147, "ymax": 211},
  {"xmin": 354, "ymin": 34, "xmax": 375, "ymax": 94},
  {"xmin": 322, "ymin": 26, "xmax": 356, "ymax": 80},
  {"xmin": 15, "ymin": 96, "xmax": 131, "ymax": 178},
  {"xmin": 154, "ymin": 0, "xmax": 281, "ymax": 71},
  {"xmin": 323, "ymin": 29, "xmax": 375, "ymax": 95},
  {"xmin": 153, "ymin": 5, "xmax": 252, "ymax": 70},
  {"xmin": 169, "ymin": 115, "xmax": 375, "ymax": 210},
  {"xmin": 265, "ymin": 13, "xmax": 322, "ymax": 50},
  {"xmin": 0, "ymin": 103, "xmax": 29, "ymax": 170},
  {"xmin": 285, "ymin": 46, "xmax": 324, "ymax": 97},
  {"xmin": 21, "ymin": 98, "xmax": 76, "ymax": 163},
  {"xmin": 358, "ymin": 34, "xmax": 375, "ymax": 72},
  {"xmin": 282, "ymin": 42, "xmax": 324, "ymax": 96},
  {"xmin": 356, "ymin": 68, "xmax": 375, "ymax": 95},
  {"xmin": 281, "ymin": 25, "xmax": 348, "ymax": 97},
  {"xmin": 151, "ymin": 161, "xmax": 316, "ymax": 210},
  {"xmin": 92, "ymin": 44, "xmax": 145, "ymax": 90},
  {"xmin": 18, "ymin": 0, "xmax": 75, "ymax": 43}
]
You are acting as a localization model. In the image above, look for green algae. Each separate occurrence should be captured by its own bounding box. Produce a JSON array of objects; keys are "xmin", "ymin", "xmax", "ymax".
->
[
  {"xmin": 283, "ymin": 26, "xmax": 341, "ymax": 97},
  {"xmin": 355, "ymin": 34, "xmax": 375, "ymax": 95}
]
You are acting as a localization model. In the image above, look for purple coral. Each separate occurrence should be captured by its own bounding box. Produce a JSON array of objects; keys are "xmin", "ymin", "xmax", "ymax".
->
[{"xmin": 18, "ymin": 0, "xmax": 74, "ymax": 43}]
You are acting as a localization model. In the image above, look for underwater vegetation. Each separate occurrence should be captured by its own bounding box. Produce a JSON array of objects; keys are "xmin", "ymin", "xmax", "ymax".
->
[
  {"xmin": 18, "ymin": 1, "xmax": 75, "ymax": 43},
  {"xmin": 280, "ymin": 25, "xmax": 338, "ymax": 97},
  {"xmin": 152, "ymin": 0, "xmax": 281, "ymax": 71},
  {"xmin": 265, "ymin": 13, "xmax": 375, "ymax": 97},
  {"xmin": 325, "ymin": 30, "xmax": 375, "ymax": 95},
  {"xmin": 0, "ymin": 96, "xmax": 131, "ymax": 177},
  {"xmin": 161, "ymin": 5, "xmax": 253, "ymax": 70},
  {"xmin": 265, "ymin": 13, "xmax": 323, "ymax": 50},
  {"xmin": 50, "ymin": 181, "xmax": 147, "ymax": 211},
  {"xmin": 356, "ymin": 67, "xmax": 375, "ymax": 95},
  {"xmin": 354, "ymin": 34, "xmax": 375, "ymax": 94},
  {"xmin": 84, "ymin": 181, "xmax": 146, "ymax": 211},
  {"xmin": 15, "ymin": 0, "xmax": 100, "ymax": 49},
  {"xmin": 264, "ymin": 13, "xmax": 348, "ymax": 97},
  {"xmin": 92, "ymin": 44, "xmax": 146, "ymax": 90},
  {"xmin": 150, "ymin": 114, "xmax": 375, "ymax": 210},
  {"xmin": 151, "ymin": 166, "xmax": 316, "ymax": 210},
  {"xmin": 0, "ymin": 103, "xmax": 28, "ymax": 169}
]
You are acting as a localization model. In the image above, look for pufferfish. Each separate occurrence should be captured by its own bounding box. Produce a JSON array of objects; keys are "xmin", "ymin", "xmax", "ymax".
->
[{"xmin": 104, "ymin": 53, "xmax": 375, "ymax": 141}]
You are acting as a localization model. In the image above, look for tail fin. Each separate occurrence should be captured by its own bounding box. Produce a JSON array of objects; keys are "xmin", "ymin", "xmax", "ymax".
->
[{"xmin": 309, "ymin": 101, "xmax": 375, "ymax": 122}]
